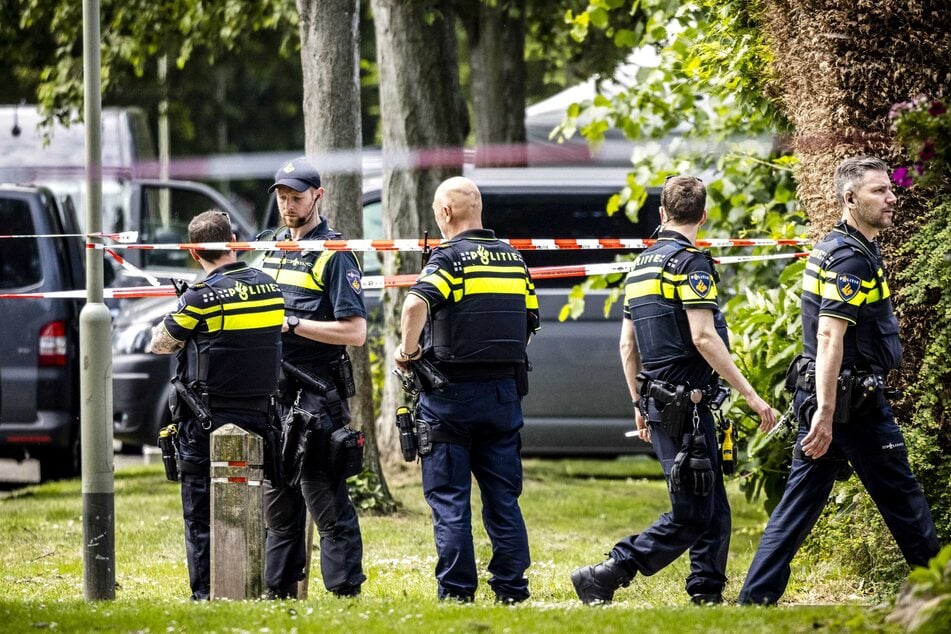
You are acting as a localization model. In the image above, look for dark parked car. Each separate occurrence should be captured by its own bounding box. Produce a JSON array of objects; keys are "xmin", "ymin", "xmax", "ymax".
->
[
  {"xmin": 0, "ymin": 185, "xmax": 85, "ymax": 479},
  {"xmin": 112, "ymin": 165, "xmax": 659, "ymax": 456}
]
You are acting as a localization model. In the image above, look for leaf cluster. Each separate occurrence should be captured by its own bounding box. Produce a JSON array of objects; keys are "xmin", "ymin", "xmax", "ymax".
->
[{"xmin": 890, "ymin": 96, "xmax": 951, "ymax": 192}]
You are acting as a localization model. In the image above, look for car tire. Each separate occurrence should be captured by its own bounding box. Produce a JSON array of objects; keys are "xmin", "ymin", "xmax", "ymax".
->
[{"xmin": 37, "ymin": 432, "xmax": 81, "ymax": 481}]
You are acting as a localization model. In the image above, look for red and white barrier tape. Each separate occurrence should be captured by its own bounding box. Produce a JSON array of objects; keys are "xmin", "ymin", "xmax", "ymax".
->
[
  {"xmin": 0, "ymin": 231, "xmax": 139, "ymax": 242},
  {"xmin": 0, "ymin": 252, "xmax": 809, "ymax": 300},
  {"xmin": 88, "ymin": 236, "xmax": 812, "ymax": 253}
]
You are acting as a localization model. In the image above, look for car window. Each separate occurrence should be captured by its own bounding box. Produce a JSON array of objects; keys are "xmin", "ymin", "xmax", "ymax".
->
[{"xmin": 0, "ymin": 198, "xmax": 42, "ymax": 289}]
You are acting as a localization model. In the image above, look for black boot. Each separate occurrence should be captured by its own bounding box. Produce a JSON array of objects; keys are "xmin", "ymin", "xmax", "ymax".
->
[{"xmin": 570, "ymin": 558, "xmax": 633, "ymax": 605}]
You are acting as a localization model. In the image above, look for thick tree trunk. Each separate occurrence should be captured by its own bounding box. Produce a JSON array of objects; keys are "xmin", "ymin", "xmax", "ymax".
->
[
  {"xmin": 297, "ymin": 0, "xmax": 391, "ymax": 501},
  {"xmin": 371, "ymin": 0, "xmax": 469, "ymax": 472},
  {"xmin": 462, "ymin": 0, "xmax": 527, "ymax": 165}
]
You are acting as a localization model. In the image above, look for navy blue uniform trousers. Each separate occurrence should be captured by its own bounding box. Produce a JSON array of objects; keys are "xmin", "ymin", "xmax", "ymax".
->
[
  {"xmin": 417, "ymin": 378, "xmax": 531, "ymax": 601},
  {"xmin": 739, "ymin": 388, "xmax": 939, "ymax": 605},
  {"xmin": 263, "ymin": 387, "xmax": 365, "ymax": 596},
  {"xmin": 610, "ymin": 400, "xmax": 730, "ymax": 598},
  {"xmin": 178, "ymin": 408, "xmax": 268, "ymax": 601}
]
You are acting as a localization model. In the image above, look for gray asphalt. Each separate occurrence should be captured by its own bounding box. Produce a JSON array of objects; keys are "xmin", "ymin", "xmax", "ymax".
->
[{"xmin": 0, "ymin": 445, "xmax": 159, "ymax": 497}]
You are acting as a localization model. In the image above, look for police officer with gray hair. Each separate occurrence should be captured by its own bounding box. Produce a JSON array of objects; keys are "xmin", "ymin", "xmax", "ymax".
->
[{"xmin": 739, "ymin": 156, "xmax": 940, "ymax": 605}]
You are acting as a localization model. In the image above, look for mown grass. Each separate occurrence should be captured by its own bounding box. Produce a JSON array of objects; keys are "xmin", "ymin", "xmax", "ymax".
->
[{"xmin": 0, "ymin": 457, "xmax": 899, "ymax": 632}]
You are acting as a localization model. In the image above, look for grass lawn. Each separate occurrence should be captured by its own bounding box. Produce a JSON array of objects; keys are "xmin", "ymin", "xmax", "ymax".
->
[{"xmin": 0, "ymin": 456, "xmax": 898, "ymax": 632}]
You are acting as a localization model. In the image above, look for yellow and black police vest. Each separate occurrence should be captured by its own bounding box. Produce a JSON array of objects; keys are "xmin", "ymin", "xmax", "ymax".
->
[
  {"xmin": 801, "ymin": 221, "xmax": 902, "ymax": 373},
  {"xmin": 169, "ymin": 262, "xmax": 284, "ymax": 397},
  {"xmin": 411, "ymin": 230, "xmax": 540, "ymax": 366},
  {"xmin": 622, "ymin": 231, "xmax": 728, "ymax": 388}
]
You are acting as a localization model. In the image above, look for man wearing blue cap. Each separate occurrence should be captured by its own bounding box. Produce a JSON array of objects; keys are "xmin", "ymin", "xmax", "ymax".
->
[{"xmin": 261, "ymin": 157, "xmax": 368, "ymax": 598}]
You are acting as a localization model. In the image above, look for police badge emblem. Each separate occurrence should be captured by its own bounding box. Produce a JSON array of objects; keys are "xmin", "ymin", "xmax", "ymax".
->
[
  {"xmin": 688, "ymin": 271, "xmax": 713, "ymax": 298},
  {"xmin": 346, "ymin": 269, "xmax": 362, "ymax": 294},
  {"xmin": 836, "ymin": 273, "xmax": 860, "ymax": 301}
]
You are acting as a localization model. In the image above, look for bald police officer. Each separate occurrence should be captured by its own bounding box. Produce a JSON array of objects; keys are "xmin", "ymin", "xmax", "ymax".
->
[
  {"xmin": 261, "ymin": 157, "xmax": 367, "ymax": 598},
  {"xmin": 397, "ymin": 176, "xmax": 540, "ymax": 603},
  {"xmin": 739, "ymin": 156, "xmax": 940, "ymax": 605},
  {"xmin": 149, "ymin": 209, "xmax": 284, "ymax": 600}
]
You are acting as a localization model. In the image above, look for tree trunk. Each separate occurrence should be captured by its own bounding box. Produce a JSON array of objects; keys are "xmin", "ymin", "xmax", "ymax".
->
[
  {"xmin": 297, "ymin": 0, "xmax": 392, "ymax": 502},
  {"xmin": 461, "ymin": 0, "xmax": 528, "ymax": 165},
  {"xmin": 371, "ymin": 0, "xmax": 469, "ymax": 472}
]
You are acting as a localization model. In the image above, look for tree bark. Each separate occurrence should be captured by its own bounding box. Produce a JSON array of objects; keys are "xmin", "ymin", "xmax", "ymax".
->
[
  {"xmin": 297, "ymin": 0, "xmax": 391, "ymax": 501},
  {"xmin": 461, "ymin": 0, "xmax": 528, "ymax": 165},
  {"xmin": 371, "ymin": 0, "xmax": 469, "ymax": 472}
]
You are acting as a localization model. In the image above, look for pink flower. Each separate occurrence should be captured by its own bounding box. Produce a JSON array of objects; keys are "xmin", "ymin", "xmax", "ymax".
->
[
  {"xmin": 929, "ymin": 101, "xmax": 947, "ymax": 116},
  {"xmin": 892, "ymin": 166, "xmax": 913, "ymax": 187},
  {"xmin": 919, "ymin": 141, "xmax": 936, "ymax": 161}
]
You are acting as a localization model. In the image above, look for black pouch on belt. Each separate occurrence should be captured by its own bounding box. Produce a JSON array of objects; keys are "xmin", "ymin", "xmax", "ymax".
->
[
  {"xmin": 330, "ymin": 425, "xmax": 365, "ymax": 481},
  {"xmin": 659, "ymin": 386, "xmax": 690, "ymax": 440}
]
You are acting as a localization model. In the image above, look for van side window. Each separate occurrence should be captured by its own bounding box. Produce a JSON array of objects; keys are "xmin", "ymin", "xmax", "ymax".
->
[
  {"xmin": 481, "ymin": 192, "xmax": 661, "ymax": 287},
  {"xmin": 139, "ymin": 187, "xmax": 215, "ymax": 272},
  {"xmin": 0, "ymin": 198, "xmax": 42, "ymax": 289}
]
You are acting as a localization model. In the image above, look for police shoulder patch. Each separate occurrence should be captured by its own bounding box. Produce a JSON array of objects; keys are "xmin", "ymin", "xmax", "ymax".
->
[
  {"xmin": 346, "ymin": 269, "xmax": 362, "ymax": 294},
  {"xmin": 835, "ymin": 273, "xmax": 861, "ymax": 301},
  {"xmin": 420, "ymin": 264, "xmax": 439, "ymax": 278},
  {"xmin": 687, "ymin": 270, "xmax": 713, "ymax": 298}
]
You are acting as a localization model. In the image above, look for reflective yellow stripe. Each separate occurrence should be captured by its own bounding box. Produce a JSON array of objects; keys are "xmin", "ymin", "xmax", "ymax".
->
[
  {"xmin": 419, "ymin": 270, "xmax": 456, "ymax": 299},
  {"xmin": 171, "ymin": 312, "xmax": 199, "ymax": 330},
  {"xmin": 464, "ymin": 277, "xmax": 529, "ymax": 296},
  {"xmin": 272, "ymin": 268, "xmax": 321, "ymax": 291}
]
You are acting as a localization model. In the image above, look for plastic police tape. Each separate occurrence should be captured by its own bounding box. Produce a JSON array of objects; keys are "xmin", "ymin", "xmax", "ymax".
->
[
  {"xmin": 0, "ymin": 252, "xmax": 809, "ymax": 300},
  {"xmin": 84, "ymin": 236, "xmax": 811, "ymax": 253}
]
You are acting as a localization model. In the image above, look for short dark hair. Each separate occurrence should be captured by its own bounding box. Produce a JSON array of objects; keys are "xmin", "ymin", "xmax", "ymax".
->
[
  {"xmin": 661, "ymin": 175, "xmax": 706, "ymax": 224},
  {"xmin": 834, "ymin": 156, "xmax": 889, "ymax": 207},
  {"xmin": 188, "ymin": 210, "xmax": 231, "ymax": 262}
]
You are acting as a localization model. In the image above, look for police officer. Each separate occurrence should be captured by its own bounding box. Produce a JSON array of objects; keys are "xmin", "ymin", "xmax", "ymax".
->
[
  {"xmin": 261, "ymin": 157, "xmax": 367, "ymax": 598},
  {"xmin": 571, "ymin": 175, "xmax": 776, "ymax": 605},
  {"xmin": 396, "ymin": 176, "xmax": 540, "ymax": 603},
  {"xmin": 739, "ymin": 156, "xmax": 940, "ymax": 605},
  {"xmin": 149, "ymin": 209, "xmax": 284, "ymax": 600}
]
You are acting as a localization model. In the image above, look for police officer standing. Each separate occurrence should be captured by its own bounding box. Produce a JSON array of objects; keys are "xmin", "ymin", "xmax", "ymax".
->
[
  {"xmin": 149, "ymin": 210, "xmax": 284, "ymax": 600},
  {"xmin": 572, "ymin": 175, "xmax": 776, "ymax": 605},
  {"xmin": 397, "ymin": 176, "xmax": 540, "ymax": 603},
  {"xmin": 739, "ymin": 156, "xmax": 940, "ymax": 605},
  {"xmin": 261, "ymin": 157, "xmax": 368, "ymax": 598}
]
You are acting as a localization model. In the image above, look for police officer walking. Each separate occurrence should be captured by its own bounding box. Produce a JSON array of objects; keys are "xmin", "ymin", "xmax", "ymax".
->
[
  {"xmin": 149, "ymin": 210, "xmax": 284, "ymax": 600},
  {"xmin": 396, "ymin": 176, "xmax": 540, "ymax": 603},
  {"xmin": 572, "ymin": 175, "xmax": 776, "ymax": 605},
  {"xmin": 739, "ymin": 156, "xmax": 940, "ymax": 605},
  {"xmin": 261, "ymin": 157, "xmax": 368, "ymax": 598}
]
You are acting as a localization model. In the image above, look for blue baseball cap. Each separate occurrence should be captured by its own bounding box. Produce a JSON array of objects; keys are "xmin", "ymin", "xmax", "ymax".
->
[{"xmin": 269, "ymin": 157, "xmax": 321, "ymax": 192}]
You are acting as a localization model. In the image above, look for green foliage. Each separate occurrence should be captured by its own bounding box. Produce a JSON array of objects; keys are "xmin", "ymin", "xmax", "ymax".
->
[
  {"xmin": 906, "ymin": 544, "xmax": 951, "ymax": 597},
  {"xmin": 347, "ymin": 468, "xmax": 397, "ymax": 514},
  {"xmin": 890, "ymin": 96, "xmax": 951, "ymax": 191},
  {"xmin": 725, "ymin": 258, "xmax": 802, "ymax": 512},
  {"xmin": 895, "ymin": 200, "xmax": 951, "ymax": 541}
]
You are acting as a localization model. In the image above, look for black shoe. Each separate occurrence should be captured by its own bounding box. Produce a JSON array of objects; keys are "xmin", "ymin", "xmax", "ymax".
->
[
  {"xmin": 440, "ymin": 593, "xmax": 474, "ymax": 603},
  {"xmin": 332, "ymin": 584, "xmax": 362, "ymax": 598},
  {"xmin": 690, "ymin": 593, "xmax": 723, "ymax": 605},
  {"xmin": 495, "ymin": 594, "xmax": 528, "ymax": 605},
  {"xmin": 570, "ymin": 558, "xmax": 633, "ymax": 605}
]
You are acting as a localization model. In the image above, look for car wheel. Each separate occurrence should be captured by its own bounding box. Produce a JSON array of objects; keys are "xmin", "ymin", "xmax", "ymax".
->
[{"xmin": 38, "ymin": 432, "xmax": 81, "ymax": 481}]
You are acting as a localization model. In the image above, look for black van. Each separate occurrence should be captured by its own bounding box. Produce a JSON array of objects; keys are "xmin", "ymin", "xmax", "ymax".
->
[{"xmin": 0, "ymin": 185, "xmax": 85, "ymax": 479}]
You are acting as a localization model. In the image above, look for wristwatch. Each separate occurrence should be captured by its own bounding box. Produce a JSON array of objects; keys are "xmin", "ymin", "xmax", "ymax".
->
[{"xmin": 286, "ymin": 315, "xmax": 300, "ymax": 335}]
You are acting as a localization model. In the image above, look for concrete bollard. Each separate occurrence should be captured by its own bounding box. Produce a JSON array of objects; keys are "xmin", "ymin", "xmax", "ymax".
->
[{"xmin": 210, "ymin": 424, "xmax": 265, "ymax": 600}]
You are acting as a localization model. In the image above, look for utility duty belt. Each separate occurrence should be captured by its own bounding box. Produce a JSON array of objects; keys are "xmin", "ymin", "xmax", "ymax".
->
[
  {"xmin": 784, "ymin": 355, "xmax": 900, "ymax": 425},
  {"xmin": 636, "ymin": 373, "xmax": 729, "ymax": 441}
]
